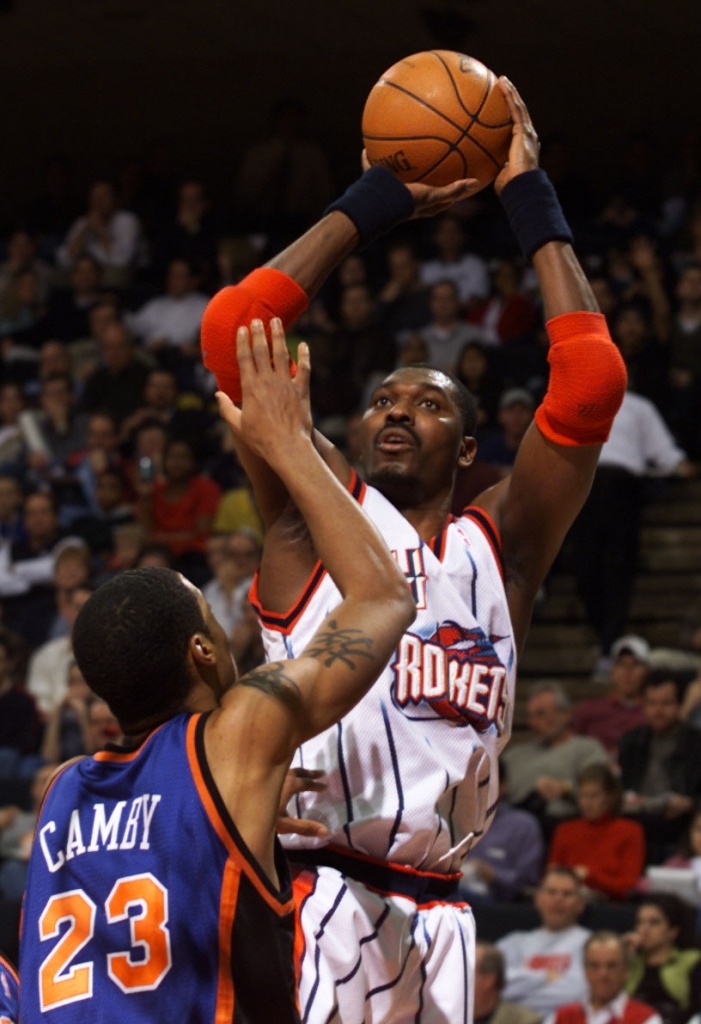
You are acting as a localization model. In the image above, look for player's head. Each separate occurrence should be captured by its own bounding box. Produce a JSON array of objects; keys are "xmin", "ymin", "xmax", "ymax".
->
[
  {"xmin": 72, "ymin": 567, "xmax": 236, "ymax": 734},
  {"xmin": 360, "ymin": 365, "xmax": 478, "ymax": 510}
]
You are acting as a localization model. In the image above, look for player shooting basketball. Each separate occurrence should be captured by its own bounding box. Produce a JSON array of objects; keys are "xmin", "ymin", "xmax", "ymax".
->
[{"xmin": 204, "ymin": 77, "xmax": 627, "ymax": 1023}]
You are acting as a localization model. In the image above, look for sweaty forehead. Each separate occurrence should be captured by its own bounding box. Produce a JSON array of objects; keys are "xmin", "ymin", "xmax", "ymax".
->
[{"xmin": 374, "ymin": 367, "xmax": 457, "ymax": 401}]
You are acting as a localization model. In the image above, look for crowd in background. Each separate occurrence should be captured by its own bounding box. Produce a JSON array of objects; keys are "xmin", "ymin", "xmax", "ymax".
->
[{"xmin": 2, "ymin": 107, "xmax": 701, "ymax": 1021}]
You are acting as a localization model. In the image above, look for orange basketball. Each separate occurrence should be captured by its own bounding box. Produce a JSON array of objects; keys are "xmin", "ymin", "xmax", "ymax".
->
[{"xmin": 362, "ymin": 50, "xmax": 512, "ymax": 192}]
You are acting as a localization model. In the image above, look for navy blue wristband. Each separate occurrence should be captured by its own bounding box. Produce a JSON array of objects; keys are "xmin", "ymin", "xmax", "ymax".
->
[
  {"xmin": 324, "ymin": 167, "xmax": 415, "ymax": 249},
  {"xmin": 499, "ymin": 168, "xmax": 573, "ymax": 260}
]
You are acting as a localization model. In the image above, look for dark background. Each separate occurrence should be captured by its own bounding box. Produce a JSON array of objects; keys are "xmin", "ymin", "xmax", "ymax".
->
[{"xmin": 1, "ymin": 0, "xmax": 700, "ymax": 219}]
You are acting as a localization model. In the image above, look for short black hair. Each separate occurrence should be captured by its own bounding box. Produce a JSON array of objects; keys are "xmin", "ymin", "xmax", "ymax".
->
[
  {"xmin": 643, "ymin": 668, "xmax": 687, "ymax": 702},
  {"xmin": 389, "ymin": 364, "xmax": 478, "ymax": 436},
  {"xmin": 72, "ymin": 567, "xmax": 208, "ymax": 730}
]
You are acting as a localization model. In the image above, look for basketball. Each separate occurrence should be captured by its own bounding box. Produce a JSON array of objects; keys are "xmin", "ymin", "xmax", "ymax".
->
[{"xmin": 362, "ymin": 50, "xmax": 512, "ymax": 192}]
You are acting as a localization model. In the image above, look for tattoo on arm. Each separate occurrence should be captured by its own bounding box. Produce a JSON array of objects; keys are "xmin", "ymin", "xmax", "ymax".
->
[
  {"xmin": 239, "ymin": 662, "xmax": 303, "ymax": 706},
  {"xmin": 305, "ymin": 619, "xmax": 375, "ymax": 669}
]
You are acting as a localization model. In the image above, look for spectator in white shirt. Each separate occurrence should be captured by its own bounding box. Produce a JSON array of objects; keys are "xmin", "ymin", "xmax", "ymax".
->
[
  {"xmin": 420, "ymin": 213, "xmax": 490, "ymax": 307},
  {"xmin": 126, "ymin": 258, "xmax": 209, "ymax": 356},
  {"xmin": 126, "ymin": 258, "xmax": 209, "ymax": 391},
  {"xmin": 498, "ymin": 866, "xmax": 590, "ymax": 1016},
  {"xmin": 569, "ymin": 389, "xmax": 697, "ymax": 677}
]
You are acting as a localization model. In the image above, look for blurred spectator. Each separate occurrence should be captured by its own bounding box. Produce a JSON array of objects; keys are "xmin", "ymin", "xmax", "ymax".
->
[
  {"xmin": 666, "ymin": 262, "xmax": 701, "ymax": 457},
  {"xmin": 0, "ymin": 268, "xmax": 47, "ymax": 367},
  {"xmin": 83, "ymin": 697, "xmax": 123, "ymax": 753},
  {"xmin": 377, "ymin": 240, "xmax": 432, "ymax": 343},
  {"xmin": 0, "ymin": 229, "xmax": 53, "ymax": 308},
  {"xmin": 63, "ymin": 411, "xmax": 125, "ymax": 521},
  {"xmin": 502, "ymin": 682, "xmax": 607, "ymax": 839},
  {"xmin": 202, "ymin": 528, "xmax": 261, "ymax": 639},
  {"xmin": 0, "ymin": 625, "xmax": 40, "ymax": 771},
  {"xmin": 624, "ymin": 894, "xmax": 701, "ymax": 1024},
  {"xmin": 548, "ymin": 763, "xmax": 645, "ymax": 901},
  {"xmin": 212, "ymin": 472, "xmax": 263, "ymax": 541},
  {"xmin": 44, "ymin": 542, "xmax": 92, "ymax": 641},
  {"xmin": 639, "ymin": 807, "xmax": 701, "ymax": 908},
  {"xmin": 552, "ymin": 931, "xmax": 661, "ymax": 1024},
  {"xmin": 0, "ymin": 474, "xmax": 25, "ymax": 547},
  {"xmin": 229, "ymin": 599, "xmax": 265, "ymax": 675},
  {"xmin": 0, "ymin": 762, "xmax": 56, "ymax": 900},
  {"xmin": 119, "ymin": 367, "xmax": 213, "ymax": 448},
  {"xmin": 611, "ymin": 304, "xmax": 669, "ymax": 409},
  {"xmin": 418, "ymin": 279, "xmax": 486, "ymax": 373},
  {"xmin": 469, "ymin": 259, "xmax": 538, "ymax": 348},
  {"xmin": 68, "ymin": 469, "xmax": 134, "ymax": 564},
  {"xmin": 420, "ymin": 213, "xmax": 490, "ymax": 307},
  {"xmin": 568, "ymin": 390, "xmax": 696, "ymax": 675},
  {"xmin": 40, "ymin": 661, "xmax": 95, "ymax": 763},
  {"xmin": 151, "ymin": 179, "xmax": 221, "ymax": 287},
  {"xmin": 498, "ymin": 866, "xmax": 590, "ymax": 1015},
  {"xmin": 619, "ymin": 669, "xmax": 701, "ymax": 864},
  {"xmin": 573, "ymin": 635, "xmax": 649, "ymax": 758},
  {"xmin": 79, "ymin": 321, "xmax": 151, "ymax": 426},
  {"xmin": 125, "ymin": 258, "xmax": 209, "ymax": 389},
  {"xmin": 56, "ymin": 178, "xmax": 145, "ymax": 290},
  {"xmin": 0, "ymin": 383, "xmax": 26, "ymax": 471},
  {"xmin": 20, "ymin": 373, "xmax": 88, "ymax": 492},
  {"xmin": 478, "ymin": 388, "xmax": 535, "ymax": 475},
  {"xmin": 394, "ymin": 332, "xmax": 429, "ymax": 369},
  {"xmin": 43, "ymin": 255, "xmax": 103, "ymax": 343},
  {"xmin": 0, "ymin": 491, "xmax": 65, "ymax": 649},
  {"xmin": 135, "ymin": 437, "xmax": 220, "ymax": 584},
  {"xmin": 26, "ymin": 584, "xmax": 92, "ymax": 719},
  {"xmin": 473, "ymin": 942, "xmax": 542, "ymax": 1024},
  {"xmin": 460, "ymin": 760, "xmax": 545, "ymax": 903}
]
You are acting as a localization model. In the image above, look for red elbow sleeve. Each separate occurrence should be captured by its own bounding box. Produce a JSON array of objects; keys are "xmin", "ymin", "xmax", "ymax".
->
[
  {"xmin": 534, "ymin": 311, "xmax": 628, "ymax": 447},
  {"xmin": 200, "ymin": 268, "xmax": 309, "ymax": 402}
]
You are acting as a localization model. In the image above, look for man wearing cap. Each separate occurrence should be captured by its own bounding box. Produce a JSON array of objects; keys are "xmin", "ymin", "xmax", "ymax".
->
[
  {"xmin": 619, "ymin": 668, "xmax": 701, "ymax": 863},
  {"xmin": 573, "ymin": 635, "xmax": 649, "ymax": 761},
  {"xmin": 478, "ymin": 388, "xmax": 536, "ymax": 474}
]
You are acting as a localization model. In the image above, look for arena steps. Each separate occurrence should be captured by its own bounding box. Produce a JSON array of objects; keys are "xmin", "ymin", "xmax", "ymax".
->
[{"xmin": 511, "ymin": 476, "xmax": 701, "ymax": 733}]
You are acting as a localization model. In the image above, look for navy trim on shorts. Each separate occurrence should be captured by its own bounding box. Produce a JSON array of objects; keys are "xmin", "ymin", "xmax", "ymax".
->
[{"xmin": 289, "ymin": 847, "xmax": 461, "ymax": 902}]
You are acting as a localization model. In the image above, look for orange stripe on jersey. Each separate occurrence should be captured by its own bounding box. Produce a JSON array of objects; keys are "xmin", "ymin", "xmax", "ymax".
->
[
  {"xmin": 214, "ymin": 859, "xmax": 239, "ymax": 1023},
  {"xmin": 186, "ymin": 716, "xmax": 294, "ymax": 917},
  {"xmin": 250, "ymin": 561, "xmax": 327, "ymax": 634},
  {"xmin": 251, "ymin": 469, "xmax": 366, "ymax": 634},
  {"xmin": 0, "ymin": 954, "xmax": 18, "ymax": 986},
  {"xmin": 291, "ymin": 870, "xmax": 316, "ymax": 989},
  {"xmin": 461, "ymin": 505, "xmax": 505, "ymax": 580},
  {"xmin": 93, "ymin": 723, "xmax": 167, "ymax": 762}
]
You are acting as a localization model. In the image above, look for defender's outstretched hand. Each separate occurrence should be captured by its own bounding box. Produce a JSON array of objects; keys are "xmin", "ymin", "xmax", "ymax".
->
[
  {"xmin": 493, "ymin": 77, "xmax": 541, "ymax": 195},
  {"xmin": 216, "ymin": 318, "xmax": 312, "ymax": 457}
]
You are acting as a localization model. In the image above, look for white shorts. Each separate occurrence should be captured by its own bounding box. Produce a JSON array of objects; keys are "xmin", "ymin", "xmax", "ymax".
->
[{"xmin": 292, "ymin": 858, "xmax": 475, "ymax": 1024}]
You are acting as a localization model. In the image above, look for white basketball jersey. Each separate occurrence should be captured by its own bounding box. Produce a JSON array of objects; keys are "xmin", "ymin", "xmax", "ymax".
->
[{"xmin": 253, "ymin": 473, "xmax": 516, "ymax": 873}]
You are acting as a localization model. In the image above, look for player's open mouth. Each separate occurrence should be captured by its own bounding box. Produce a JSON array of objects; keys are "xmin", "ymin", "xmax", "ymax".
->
[{"xmin": 376, "ymin": 428, "xmax": 417, "ymax": 452}]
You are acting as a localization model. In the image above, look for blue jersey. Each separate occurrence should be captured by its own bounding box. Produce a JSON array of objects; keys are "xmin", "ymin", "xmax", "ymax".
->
[
  {"xmin": 19, "ymin": 712, "xmax": 298, "ymax": 1023},
  {"xmin": 0, "ymin": 953, "xmax": 18, "ymax": 1024}
]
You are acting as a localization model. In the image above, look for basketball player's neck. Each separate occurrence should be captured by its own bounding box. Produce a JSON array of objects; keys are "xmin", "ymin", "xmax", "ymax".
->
[{"xmin": 393, "ymin": 495, "xmax": 454, "ymax": 543}]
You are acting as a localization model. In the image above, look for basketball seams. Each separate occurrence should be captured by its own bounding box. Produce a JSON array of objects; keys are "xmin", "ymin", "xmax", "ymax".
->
[{"xmin": 362, "ymin": 49, "xmax": 511, "ymax": 188}]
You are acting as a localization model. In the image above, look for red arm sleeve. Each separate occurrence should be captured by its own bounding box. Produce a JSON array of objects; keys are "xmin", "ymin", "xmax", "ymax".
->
[
  {"xmin": 534, "ymin": 311, "xmax": 627, "ymax": 447},
  {"xmin": 200, "ymin": 268, "xmax": 309, "ymax": 402}
]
